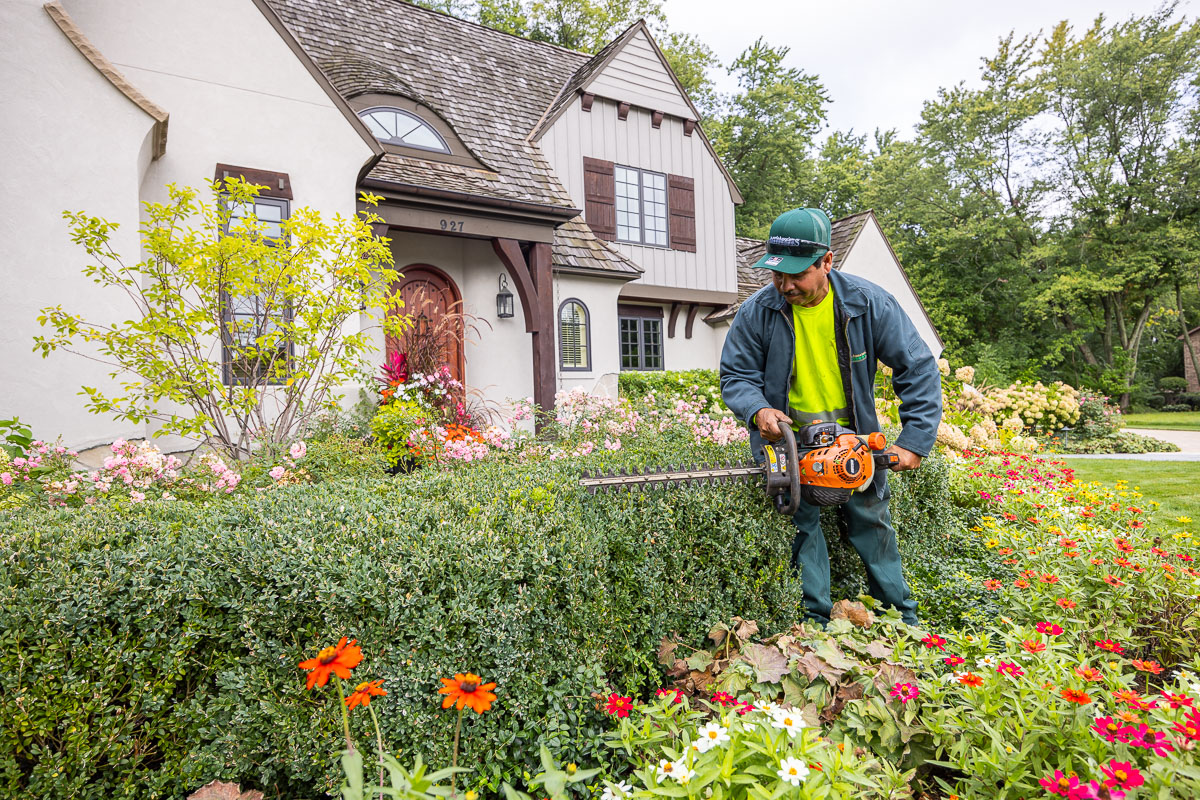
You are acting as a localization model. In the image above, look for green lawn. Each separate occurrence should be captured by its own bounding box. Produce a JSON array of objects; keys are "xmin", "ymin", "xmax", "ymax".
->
[
  {"xmin": 1122, "ymin": 411, "xmax": 1200, "ymax": 431},
  {"xmin": 1060, "ymin": 458, "xmax": 1199, "ymax": 533}
]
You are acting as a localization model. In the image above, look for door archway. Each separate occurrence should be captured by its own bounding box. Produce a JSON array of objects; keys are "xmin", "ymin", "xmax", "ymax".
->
[{"xmin": 387, "ymin": 265, "xmax": 465, "ymax": 384}]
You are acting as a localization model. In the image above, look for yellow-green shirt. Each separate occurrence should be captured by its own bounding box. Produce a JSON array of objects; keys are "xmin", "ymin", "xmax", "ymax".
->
[{"xmin": 787, "ymin": 287, "xmax": 850, "ymax": 429}]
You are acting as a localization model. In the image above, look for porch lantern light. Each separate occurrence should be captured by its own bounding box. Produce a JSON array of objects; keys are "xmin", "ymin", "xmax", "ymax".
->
[{"xmin": 496, "ymin": 274, "xmax": 514, "ymax": 319}]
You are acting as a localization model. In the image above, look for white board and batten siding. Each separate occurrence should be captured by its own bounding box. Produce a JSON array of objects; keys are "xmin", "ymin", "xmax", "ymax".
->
[
  {"xmin": 586, "ymin": 29, "xmax": 693, "ymax": 120},
  {"xmin": 837, "ymin": 216, "xmax": 944, "ymax": 358},
  {"xmin": 539, "ymin": 97, "xmax": 736, "ymax": 300}
]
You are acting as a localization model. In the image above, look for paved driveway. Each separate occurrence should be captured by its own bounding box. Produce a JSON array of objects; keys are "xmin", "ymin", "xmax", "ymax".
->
[{"xmin": 1064, "ymin": 428, "xmax": 1200, "ymax": 461}]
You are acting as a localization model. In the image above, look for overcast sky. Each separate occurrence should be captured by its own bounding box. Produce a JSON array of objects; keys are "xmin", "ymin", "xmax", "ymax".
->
[{"xmin": 670, "ymin": 0, "xmax": 1189, "ymax": 141}]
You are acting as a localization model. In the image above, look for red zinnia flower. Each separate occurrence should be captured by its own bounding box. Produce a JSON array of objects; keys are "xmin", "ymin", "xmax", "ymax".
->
[
  {"xmin": 982, "ymin": 579, "xmax": 1002, "ymax": 591},
  {"xmin": 735, "ymin": 700, "xmax": 754, "ymax": 715},
  {"xmin": 1074, "ymin": 666, "xmax": 1103, "ymax": 682},
  {"xmin": 1022, "ymin": 640, "xmax": 1046, "ymax": 654},
  {"xmin": 1014, "ymin": 579, "xmax": 1030, "ymax": 589},
  {"xmin": 1113, "ymin": 538, "xmax": 1133, "ymax": 553},
  {"xmin": 1036, "ymin": 622, "xmax": 1064, "ymax": 636},
  {"xmin": 1095, "ymin": 639, "xmax": 1124, "ymax": 653},
  {"xmin": 1103, "ymin": 575, "xmax": 1125, "ymax": 587},
  {"xmin": 439, "ymin": 673, "xmax": 498, "ymax": 714},
  {"xmin": 1090, "ymin": 558, "xmax": 1105, "ymax": 565},
  {"xmin": 1100, "ymin": 759, "xmax": 1144, "ymax": 790},
  {"xmin": 921, "ymin": 634, "xmax": 947, "ymax": 650},
  {"xmin": 957, "ymin": 672, "xmax": 984, "ymax": 687},
  {"xmin": 604, "ymin": 693, "xmax": 634, "ymax": 717},
  {"xmin": 1040, "ymin": 574, "xmax": 1060, "ymax": 584},
  {"xmin": 299, "ymin": 637, "xmax": 364, "ymax": 690},
  {"xmin": 998, "ymin": 547, "xmax": 1014, "ymax": 555},
  {"xmin": 1056, "ymin": 598, "xmax": 1078, "ymax": 609},
  {"xmin": 1060, "ymin": 688, "xmax": 1091, "ymax": 704},
  {"xmin": 655, "ymin": 687, "xmax": 684, "ymax": 704},
  {"xmin": 1113, "ymin": 689, "xmax": 1143, "ymax": 706},
  {"xmin": 944, "ymin": 655, "xmax": 966, "ymax": 667},
  {"xmin": 345, "ymin": 679, "xmax": 386, "ymax": 710},
  {"xmin": 1131, "ymin": 659, "xmax": 1163, "ymax": 674},
  {"xmin": 710, "ymin": 691, "xmax": 737, "ymax": 707}
]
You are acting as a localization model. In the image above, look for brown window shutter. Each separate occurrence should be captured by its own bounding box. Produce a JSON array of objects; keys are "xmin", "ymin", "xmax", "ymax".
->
[
  {"xmin": 668, "ymin": 174, "xmax": 696, "ymax": 252},
  {"xmin": 583, "ymin": 157, "xmax": 616, "ymax": 241}
]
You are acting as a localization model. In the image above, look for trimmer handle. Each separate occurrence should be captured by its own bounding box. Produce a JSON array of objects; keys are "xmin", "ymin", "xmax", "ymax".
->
[
  {"xmin": 761, "ymin": 424, "xmax": 801, "ymax": 516},
  {"xmin": 873, "ymin": 452, "xmax": 900, "ymax": 470}
]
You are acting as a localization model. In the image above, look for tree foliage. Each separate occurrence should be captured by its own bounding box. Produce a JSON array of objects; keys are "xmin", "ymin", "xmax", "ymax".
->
[{"xmin": 34, "ymin": 181, "xmax": 404, "ymax": 457}]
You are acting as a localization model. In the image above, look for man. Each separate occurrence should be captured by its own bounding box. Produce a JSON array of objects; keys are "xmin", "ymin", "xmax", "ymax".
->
[{"xmin": 719, "ymin": 207, "xmax": 942, "ymax": 626}]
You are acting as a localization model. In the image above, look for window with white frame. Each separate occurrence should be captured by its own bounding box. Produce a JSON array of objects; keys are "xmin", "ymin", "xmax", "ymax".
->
[
  {"xmin": 359, "ymin": 107, "xmax": 451, "ymax": 153},
  {"xmin": 221, "ymin": 195, "xmax": 292, "ymax": 385},
  {"xmin": 615, "ymin": 165, "xmax": 668, "ymax": 246},
  {"xmin": 559, "ymin": 299, "xmax": 591, "ymax": 371}
]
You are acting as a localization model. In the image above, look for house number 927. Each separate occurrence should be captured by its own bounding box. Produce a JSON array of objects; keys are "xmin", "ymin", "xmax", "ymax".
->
[{"xmin": 440, "ymin": 218, "xmax": 465, "ymax": 232}]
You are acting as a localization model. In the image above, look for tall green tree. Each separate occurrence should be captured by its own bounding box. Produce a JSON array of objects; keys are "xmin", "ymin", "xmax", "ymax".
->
[
  {"xmin": 1032, "ymin": 6, "xmax": 1200, "ymax": 404},
  {"xmin": 708, "ymin": 39, "xmax": 829, "ymax": 237}
]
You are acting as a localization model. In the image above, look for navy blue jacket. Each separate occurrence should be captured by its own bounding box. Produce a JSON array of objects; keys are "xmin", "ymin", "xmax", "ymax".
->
[{"xmin": 719, "ymin": 270, "xmax": 942, "ymax": 496}]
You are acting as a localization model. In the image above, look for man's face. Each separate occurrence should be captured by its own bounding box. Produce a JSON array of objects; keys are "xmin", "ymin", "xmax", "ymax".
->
[{"xmin": 772, "ymin": 252, "xmax": 833, "ymax": 307}]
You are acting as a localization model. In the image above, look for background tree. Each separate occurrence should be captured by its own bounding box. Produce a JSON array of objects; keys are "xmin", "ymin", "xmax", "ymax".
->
[{"xmin": 34, "ymin": 181, "xmax": 404, "ymax": 458}]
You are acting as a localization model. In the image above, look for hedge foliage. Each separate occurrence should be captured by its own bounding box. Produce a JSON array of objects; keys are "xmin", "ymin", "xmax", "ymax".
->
[{"xmin": 0, "ymin": 433, "xmax": 987, "ymax": 798}]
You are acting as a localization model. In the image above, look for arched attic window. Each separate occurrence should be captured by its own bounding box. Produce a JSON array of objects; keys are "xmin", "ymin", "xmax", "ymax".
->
[{"xmin": 359, "ymin": 106, "xmax": 450, "ymax": 153}]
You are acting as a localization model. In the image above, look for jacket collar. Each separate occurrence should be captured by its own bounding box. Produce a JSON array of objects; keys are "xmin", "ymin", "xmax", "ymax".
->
[{"xmin": 759, "ymin": 269, "xmax": 869, "ymax": 317}]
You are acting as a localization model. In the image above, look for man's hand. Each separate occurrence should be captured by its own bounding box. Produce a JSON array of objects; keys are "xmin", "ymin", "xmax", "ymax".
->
[
  {"xmin": 884, "ymin": 445, "xmax": 922, "ymax": 472},
  {"xmin": 754, "ymin": 408, "xmax": 793, "ymax": 442}
]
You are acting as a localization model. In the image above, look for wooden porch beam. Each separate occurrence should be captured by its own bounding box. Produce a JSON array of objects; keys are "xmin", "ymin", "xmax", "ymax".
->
[
  {"xmin": 491, "ymin": 237, "xmax": 539, "ymax": 333},
  {"xmin": 685, "ymin": 303, "xmax": 701, "ymax": 339},
  {"xmin": 667, "ymin": 302, "xmax": 681, "ymax": 338}
]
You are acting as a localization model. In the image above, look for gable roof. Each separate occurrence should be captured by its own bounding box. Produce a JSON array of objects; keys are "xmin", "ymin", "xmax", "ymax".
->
[
  {"xmin": 529, "ymin": 20, "xmax": 743, "ymax": 205},
  {"xmin": 270, "ymin": 0, "xmax": 588, "ymax": 211},
  {"xmin": 553, "ymin": 216, "xmax": 643, "ymax": 278},
  {"xmin": 705, "ymin": 211, "xmax": 875, "ymax": 323}
]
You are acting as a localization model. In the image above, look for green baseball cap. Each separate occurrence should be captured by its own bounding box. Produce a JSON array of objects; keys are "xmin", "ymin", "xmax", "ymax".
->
[{"xmin": 751, "ymin": 207, "xmax": 832, "ymax": 274}]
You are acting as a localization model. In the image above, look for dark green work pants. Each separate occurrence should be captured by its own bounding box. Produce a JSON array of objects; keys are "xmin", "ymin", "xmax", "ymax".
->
[{"xmin": 789, "ymin": 480, "xmax": 919, "ymax": 626}]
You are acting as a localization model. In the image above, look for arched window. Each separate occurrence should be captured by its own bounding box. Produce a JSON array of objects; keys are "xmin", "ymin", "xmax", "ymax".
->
[
  {"xmin": 559, "ymin": 299, "xmax": 591, "ymax": 371},
  {"xmin": 359, "ymin": 107, "xmax": 451, "ymax": 153}
]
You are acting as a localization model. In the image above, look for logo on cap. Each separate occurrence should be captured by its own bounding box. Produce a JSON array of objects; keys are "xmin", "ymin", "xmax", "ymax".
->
[{"xmin": 764, "ymin": 256, "xmax": 783, "ymax": 266}]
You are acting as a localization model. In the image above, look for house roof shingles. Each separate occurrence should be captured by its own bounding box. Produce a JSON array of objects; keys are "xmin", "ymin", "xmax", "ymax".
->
[
  {"xmin": 270, "ymin": 0, "xmax": 642, "ymax": 277},
  {"xmin": 270, "ymin": 0, "xmax": 587, "ymax": 210},
  {"xmin": 706, "ymin": 211, "xmax": 873, "ymax": 323}
]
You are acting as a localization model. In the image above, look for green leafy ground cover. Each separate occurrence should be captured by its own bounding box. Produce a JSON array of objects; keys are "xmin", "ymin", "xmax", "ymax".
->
[{"xmin": 1122, "ymin": 412, "xmax": 1200, "ymax": 431}]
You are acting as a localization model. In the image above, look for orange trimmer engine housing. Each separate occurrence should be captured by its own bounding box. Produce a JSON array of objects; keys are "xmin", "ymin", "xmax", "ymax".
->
[{"xmin": 794, "ymin": 425, "xmax": 896, "ymax": 507}]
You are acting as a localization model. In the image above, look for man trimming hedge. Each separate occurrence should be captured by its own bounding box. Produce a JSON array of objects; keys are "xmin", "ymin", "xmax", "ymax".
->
[{"xmin": 719, "ymin": 207, "xmax": 942, "ymax": 626}]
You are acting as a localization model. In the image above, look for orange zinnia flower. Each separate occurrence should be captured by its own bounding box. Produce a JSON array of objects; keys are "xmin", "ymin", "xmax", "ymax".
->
[
  {"xmin": 1061, "ymin": 688, "xmax": 1091, "ymax": 704},
  {"xmin": 346, "ymin": 679, "xmax": 387, "ymax": 710},
  {"xmin": 299, "ymin": 637, "xmax": 363, "ymax": 690},
  {"xmin": 438, "ymin": 673, "xmax": 498, "ymax": 714}
]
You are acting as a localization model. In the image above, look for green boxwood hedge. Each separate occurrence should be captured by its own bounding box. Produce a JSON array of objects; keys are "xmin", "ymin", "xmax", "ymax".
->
[{"xmin": 0, "ymin": 442, "xmax": 988, "ymax": 798}]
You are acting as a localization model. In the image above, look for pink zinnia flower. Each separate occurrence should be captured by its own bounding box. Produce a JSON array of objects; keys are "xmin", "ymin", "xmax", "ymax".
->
[
  {"xmin": 710, "ymin": 691, "xmax": 736, "ymax": 707},
  {"xmin": 1039, "ymin": 770, "xmax": 1080, "ymax": 796},
  {"xmin": 921, "ymin": 634, "xmax": 947, "ymax": 650},
  {"xmin": 1094, "ymin": 639, "xmax": 1124, "ymax": 653},
  {"xmin": 997, "ymin": 661, "xmax": 1024, "ymax": 678},
  {"xmin": 1091, "ymin": 716, "xmax": 1129, "ymax": 744},
  {"xmin": 655, "ymin": 688, "xmax": 683, "ymax": 704},
  {"xmin": 604, "ymin": 693, "xmax": 633, "ymax": 718},
  {"xmin": 944, "ymin": 655, "xmax": 965, "ymax": 667},
  {"xmin": 1036, "ymin": 622, "xmax": 1064, "ymax": 636},
  {"xmin": 889, "ymin": 682, "xmax": 919, "ymax": 703},
  {"xmin": 1125, "ymin": 724, "xmax": 1174, "ymax": 756},
  {"xmin": 1100, "ymin": 760, "xmax": 1143, "ymax": 790},
  {"xmin": 1075, "ymin": 780, "xmax": 1126, "ymax": 799},
  {"xmin": 1160, "ymin": 691, "xmax": 1194, "ymax": 709}
]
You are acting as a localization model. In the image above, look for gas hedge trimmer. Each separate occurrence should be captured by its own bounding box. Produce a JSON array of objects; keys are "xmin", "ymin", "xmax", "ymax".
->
[{"xmin": 579, "ymin": 422, "xmax": 898, "ymax": 515}]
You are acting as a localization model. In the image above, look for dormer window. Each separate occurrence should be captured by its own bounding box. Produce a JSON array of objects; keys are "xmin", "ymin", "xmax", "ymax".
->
[{"xmin": 359, "ymin": 107, "xmax": 450, "ymax": 153}]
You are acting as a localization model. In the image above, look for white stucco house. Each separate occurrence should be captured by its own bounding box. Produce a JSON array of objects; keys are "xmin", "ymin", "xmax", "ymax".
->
[{"xmin": 0, "ymin": 0, "xmax": 941, "ymax": 455}]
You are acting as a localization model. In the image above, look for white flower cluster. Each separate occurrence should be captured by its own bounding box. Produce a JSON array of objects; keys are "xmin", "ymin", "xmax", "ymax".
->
[
  {"xmin": 936, "ymin": 422, "xmax": 971, "ymax": 451},
  {"xmin": 987, "ymin": 380, "xmax": 1081, "ymax": 431}
]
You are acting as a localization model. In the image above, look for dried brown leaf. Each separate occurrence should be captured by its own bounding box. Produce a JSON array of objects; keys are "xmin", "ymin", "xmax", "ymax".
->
[
  {"xmin": 667, "ymin": 659, "xmax": 689, "ymax": 678},
  {"xmin": 708, "ymin": 623, "xmax": 729, "ymax": 645},
  {"xmin": 792, "ymin": 652, "xmax": 846, "ymax": 684},
  {"xmin": 734, "ymin": 618, "xmax": 760, "ymax": 641},
  {"xmin": 830, "ymin": 600, "xmax": 875, "ymax": 628},
  {"xmin": 657, "ymin": 636, "xmax": 680, "ymax": 666},
  {"xmin": 742, "ymin": 643, "xmax": 789, "ymax": 684},
  {"xmin": 189, "ymin": 782, "xmax": 264, "ymax": 800},
  {"xmin": 819, "ymin": 680, "xmax": 866, "ymax": 724}
]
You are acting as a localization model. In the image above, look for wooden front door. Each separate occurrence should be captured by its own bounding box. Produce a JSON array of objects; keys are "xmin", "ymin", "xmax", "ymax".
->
[{"xmin": 386, "ymin": 265, "xmax": 464, "ymax": 383}]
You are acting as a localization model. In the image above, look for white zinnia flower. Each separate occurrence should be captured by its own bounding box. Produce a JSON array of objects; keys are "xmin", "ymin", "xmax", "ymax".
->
[
  {"xmin": 600, "ymin": 781, "xmax": 633, "ymax": 800},
  {"xmin": 977, "ymin": 655, "xmax": 999, "ymax": 670},
  {"xmin": 696, "ymin": 721, "xmax": 730, "ymax": 749},
  {"xmin": 769, "ymin": 708, "xmax": 807, "ymax": 735},
  {"xmin": 777, "ymin": 756, "xmax": 810, "ymax": 786},
  {"xmin": 657, "ymin": 759, "xmax": 694, "ymax": 784},
  {"xmin": 756, "ymin": 701, "xmax": 779, "ymax": 716}
]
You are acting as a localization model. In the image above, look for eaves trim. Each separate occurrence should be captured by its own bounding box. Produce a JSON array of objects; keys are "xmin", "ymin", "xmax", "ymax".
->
[{"xmin": 43, "ymin": 1, "xmax": 169, "ymax": 159}]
